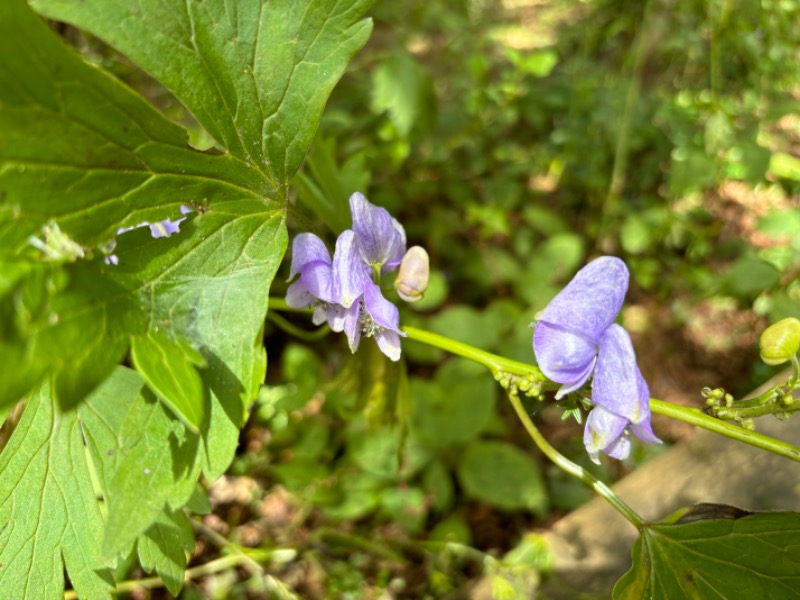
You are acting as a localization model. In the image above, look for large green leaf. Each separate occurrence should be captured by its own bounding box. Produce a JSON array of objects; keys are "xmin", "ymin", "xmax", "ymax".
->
[
  {"xmin": 0, "ymin": 368, "xmax": 204, "ymax": 598},
  {"xmin": 0, "ymin": 384, "xmax": 115, "ymax": 599},
  {"xmin": 0, "ymin": 0, "xmax": 262, "ymax": 251},
  {"xmin": 32, "ymin": 0, "xmax": 374, "ymax": 190},
  {"xmin": 614, "ymin": 504, "xmax": 800, "ymax": 599},
  {"xmin": 0, "ymin": 0, "xmax": 372, "ymax": 594}
]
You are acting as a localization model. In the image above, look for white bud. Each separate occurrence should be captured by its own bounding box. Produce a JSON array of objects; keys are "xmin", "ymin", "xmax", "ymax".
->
[{"xmin": 395, "ymin": 246, "xmax": 429, "ymax": 303}]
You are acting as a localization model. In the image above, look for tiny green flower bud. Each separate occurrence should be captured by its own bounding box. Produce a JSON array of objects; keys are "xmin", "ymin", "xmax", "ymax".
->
[
  {"xmin": 759, "ymin": 317, "xmax": 800, "ymax": 366},
  {"xmin": 394, "ymin": 246, "xmax": 429, "ymax": 302}
]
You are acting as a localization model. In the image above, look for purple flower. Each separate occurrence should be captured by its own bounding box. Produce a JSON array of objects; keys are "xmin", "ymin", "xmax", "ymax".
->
[
  {"xmin": 150, "ymin": 205, "xmax": 193, "ymax": 238},
  {"xmin": 349, "ymin": 192, "xmax": 406, "ymax": 273},
  {"xmin": 532, "ymin": 256, "xmax": 660, "ymax": 462},
  {"xmin": 285, "ymin": 193, "xmax": 408, "ymax": 361},
  {"xmin": 285, "ymin": 233, "xmax": 346, "ymax": 330},
  {"xmin": 104, "ymin": 206, "xmax": 193, "ymax": 265}
]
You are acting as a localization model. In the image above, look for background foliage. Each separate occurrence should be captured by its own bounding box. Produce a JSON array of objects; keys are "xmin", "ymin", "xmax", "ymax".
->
[{"xmin": 1, "ymin": 0, "xmax": 799, "ymax": 597}]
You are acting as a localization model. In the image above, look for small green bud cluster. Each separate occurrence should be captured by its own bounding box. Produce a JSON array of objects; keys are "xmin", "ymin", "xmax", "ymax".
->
[{"xmin": 495, "ymin": 371, "xmax": 543, "ymax": 399}]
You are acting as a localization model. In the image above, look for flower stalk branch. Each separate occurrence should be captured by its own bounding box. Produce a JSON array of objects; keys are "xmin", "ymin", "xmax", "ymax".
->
[
  {"xmin": 268, "ymin": 300, "xmax": 800, "ymax": 464},
  {"xmin": 504, "ymin": 387, "xmax": 644, "ymax": 529}
]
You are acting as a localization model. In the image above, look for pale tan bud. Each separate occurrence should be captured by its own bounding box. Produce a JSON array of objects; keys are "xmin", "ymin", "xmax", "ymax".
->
[{"xmin": 395, "ymin": 246, "xmax": 429, "ymax": 302}]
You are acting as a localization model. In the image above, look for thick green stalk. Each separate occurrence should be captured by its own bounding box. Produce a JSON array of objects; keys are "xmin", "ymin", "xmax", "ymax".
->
[
  {"xmin": 268, "ymin": 299, "xmax": 800, "ymax": 464},
  {"xmin": 401, "ymin": 325, "xmax": 800, "ymax": 465}
]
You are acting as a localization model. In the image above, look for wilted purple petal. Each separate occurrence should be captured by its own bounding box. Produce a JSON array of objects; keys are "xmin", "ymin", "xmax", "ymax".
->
[
  {"xmin": 349, "ymin": 192, "xmax": 406, "ymax": 270},
  {"xmin": 593, "ymin": 324, "xmax": 646, "ymax": 422},
  {"xmin": 584, "ymin": 405, "xmax": 629, "ymax": 464},
  {"xmin": 538, "ymin": 256, "xmax": 629, "ymax": 343},
  {"xmin": 333, "ymin": 229, "xmax": 371, "ymax": 308},
  {"xmin": 289, "ymin": 233, "xmax": 331, "ymax": 280},
  {"xmin": 533, "ymin": 321, "xmax": 598, "ymax": 398}
]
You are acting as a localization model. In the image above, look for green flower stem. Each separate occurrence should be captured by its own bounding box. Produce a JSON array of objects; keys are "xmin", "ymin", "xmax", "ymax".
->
[
  {"xmin": 650, "ymin": 399, "xmax": 800, "ymax": 463},
  {"xmin": 268, "ymin": 297, "xmax": 308, "ymax": 313},
  {"xmin": 268, "ymin": 300, "xmax": 800, "ymax": 464},
  {"xmin": 402, "ymin": 325, "xmax": 552, "ymax": 384},
  {"xmin": 720, "ymin": 401, "xmax": 800, "ymax": 420},
  {"xmin": 267, "ymin": 310, "xmax": 331, "ymax": 341},
  {"xmin": 400, "ymin": 325, "xmax": 800, "ymax": 465},
  {"xmin": 506, "ymin": 388, "xmax": 643, "ymax": 529}
]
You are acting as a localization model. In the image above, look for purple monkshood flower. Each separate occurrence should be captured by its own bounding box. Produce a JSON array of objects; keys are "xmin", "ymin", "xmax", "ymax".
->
[
  {"xmin": 104, "ymin": 206, "xmax": 192, "ymax": 265},
  {"xmin": 532, "ymin": 256, "xmax": 661, "ymax": 463},
  {"xmin": 285, "ymin": 193, "xmax": 407, "ymax": 361}
]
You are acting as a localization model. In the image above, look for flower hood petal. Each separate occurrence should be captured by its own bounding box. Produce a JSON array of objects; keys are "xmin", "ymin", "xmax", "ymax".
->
[
  {"xmin": 289, "ymin": 233, "xmax": 331, "ymax": 280},
  {"xmin": 593, "ymin": 324, "xmax": 647, "ymax": 422},
  {"xmin": 350, "ymin": 192, "xmax": 406, "ymax": 269},
  {"xmin": 533, "ymin": 321, "xmax": 598, "ymax": 398},
  {"xmin": 538, "ymin": 256, "xmax": 629, "ymax": 343}
]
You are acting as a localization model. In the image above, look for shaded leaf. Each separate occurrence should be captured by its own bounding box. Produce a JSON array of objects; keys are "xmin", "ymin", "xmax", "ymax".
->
[
  {"xmin": 137, "ymin": 507, "xmax": 195, "ymax": 596},
  {"xmin": 456, "ymin": 441, "xmax": 548, "ymax": 514},
  {"xmin": 614, "ymin": 506, "xmax": 800, "ymax": 599},
  {"xmin": 131, "ymin": 328, "xmax": 207, "ymax": 432},
  {"xmin": 79, "ymin": 367, "xmax": 201, "ymax": 559}
]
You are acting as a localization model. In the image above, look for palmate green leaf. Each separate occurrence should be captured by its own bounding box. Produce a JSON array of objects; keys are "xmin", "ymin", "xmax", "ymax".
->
[
  {"xmin": 0, "ymin": 368, "xmax": 202, "ymax": 598},
  {"xmin": 0, "ymin": 384, "xmax": 115, "ymax": 599},
  {"xmin": 32, "ymin": 0, "xmax": 374, "ymax": 190},
  {"xmin": 0, "ymin": 0, "xmax": 263, "ymax": 251},
  {"xmin": 614, "ymin": 504, "xmax": 800, "ymax": 599},
  {"xmin": 0, "ymin": 0, "xmax": 372, "ymax": 595}
]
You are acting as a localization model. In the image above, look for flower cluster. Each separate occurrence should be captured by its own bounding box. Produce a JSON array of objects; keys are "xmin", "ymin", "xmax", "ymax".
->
[
  {"xmin": 532, "ymin": 256, "xmax": 660, "ymax": 463},
  {"xmin": 286, "ymin": 193, "xmax": 408, "ymax": 361}
]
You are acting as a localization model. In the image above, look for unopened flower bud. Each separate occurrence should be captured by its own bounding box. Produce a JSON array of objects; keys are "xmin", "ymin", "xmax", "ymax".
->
[
  {"xmin": 759, "ymin": 317, "xmax": 800, "ymax": 366},
  {"xmin": 394, "ymin": 246, "xmax": 429, "ymax": 303}
]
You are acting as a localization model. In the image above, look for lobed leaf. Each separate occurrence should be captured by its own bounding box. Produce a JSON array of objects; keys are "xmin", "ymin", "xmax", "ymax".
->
[
  {"xmin": 32, "ymin": 0, "xmax": 374, "ymax": 190},
  {"xmin": 0, "ymin": 384, "xmax": 115, "ymax": 599},
  {"xmin": 614, "ymin": 504, "xmax": 800, "ymax": 599},
  {"xmin": 137, "ymin": 507, "xmax": 195, "ymax": 596}
]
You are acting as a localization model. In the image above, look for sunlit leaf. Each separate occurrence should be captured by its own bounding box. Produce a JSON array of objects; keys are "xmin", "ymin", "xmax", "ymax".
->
[{"xmin": 0, "ymin": 385, "xmax": 115, "ymax": 599}]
